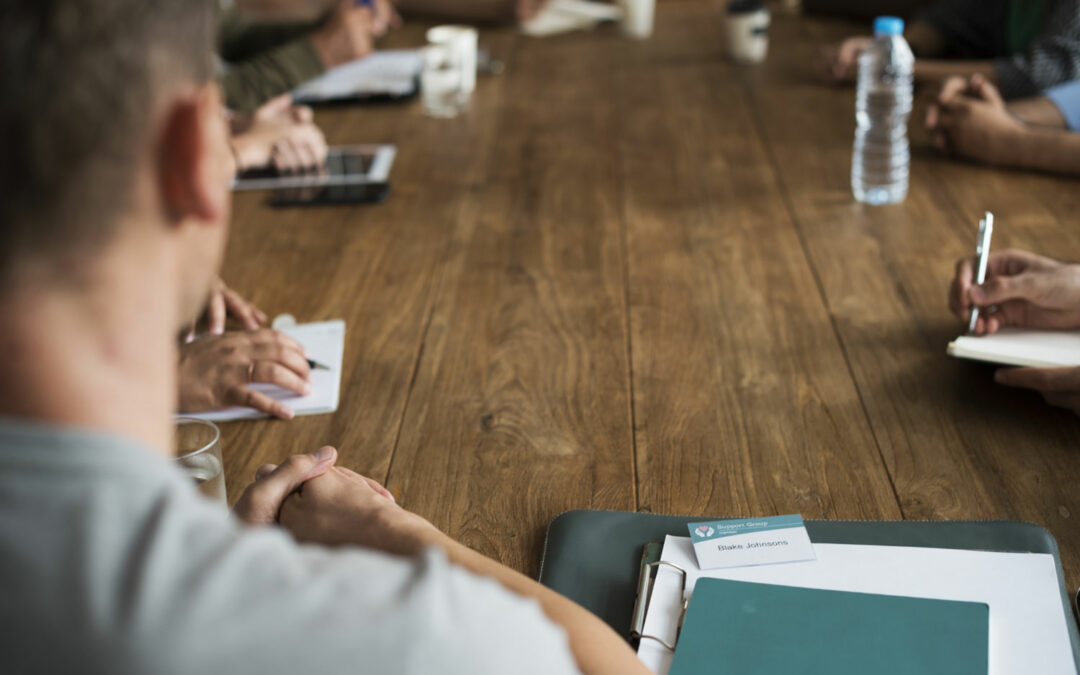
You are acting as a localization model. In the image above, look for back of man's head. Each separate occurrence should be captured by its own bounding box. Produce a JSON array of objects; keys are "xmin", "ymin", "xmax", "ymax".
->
[{"xmin": 0, "ymin": 0, "xmax": 217, "ymax": 282}]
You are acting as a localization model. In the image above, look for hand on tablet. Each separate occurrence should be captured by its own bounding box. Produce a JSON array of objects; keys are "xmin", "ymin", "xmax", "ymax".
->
[
  {"xmin": 949, "ymin": 249, "xmax": 1080, "ymax": 335},
  {"xmin": 178, "ymin": 329, "xmax": 312, "ymax": 420},
  {"xmin": 229, "ymin": 95, "xmax": 328, "ymax": 174}
]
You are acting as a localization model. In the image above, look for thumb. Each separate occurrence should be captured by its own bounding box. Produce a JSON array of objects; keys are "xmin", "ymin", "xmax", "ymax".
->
[
  {"xmin": 970, "ymin": 274, "xmax": 1037, "ymax": 305},
  {"xmin": 233, "ymin": 446, "xmax": 338, "ymax": 525}
]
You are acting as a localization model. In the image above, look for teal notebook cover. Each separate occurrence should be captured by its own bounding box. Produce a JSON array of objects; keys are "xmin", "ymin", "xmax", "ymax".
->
[{"xmin": 669, "ymin": 578, "xmax": 989, "ymax": 675}]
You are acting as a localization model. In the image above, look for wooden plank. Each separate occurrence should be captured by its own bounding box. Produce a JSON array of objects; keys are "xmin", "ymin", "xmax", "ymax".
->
[
  {"xmin": 386, "ymin": 30, "xmax": 637, "ymax": 576},
  {"xmin": 621, "ymin": 3, "xmax": 902, "ymax": 521},
  {"xmin": 218, "ymin": 26, "xmax": 510, "ymax": 499},
  {"xmin": 746, "ymin": 13, "xmax": 1080, "ymax": 584}
]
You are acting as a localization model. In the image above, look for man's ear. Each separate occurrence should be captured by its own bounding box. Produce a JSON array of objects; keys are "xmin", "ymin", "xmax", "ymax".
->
[{"xmin": 158, "ymin": 84, "xmax": 231, "ymax": 228}]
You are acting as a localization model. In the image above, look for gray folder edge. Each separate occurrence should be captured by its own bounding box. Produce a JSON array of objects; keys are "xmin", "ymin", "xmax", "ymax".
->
[{"xmin": 538, "ymin": 509, "xmax": 1080, "ymax": 670}]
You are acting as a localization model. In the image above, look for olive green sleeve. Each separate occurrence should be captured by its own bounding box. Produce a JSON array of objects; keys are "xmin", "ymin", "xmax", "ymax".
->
[{"xmin": 218, "ymin": 7, "xmax": 327, "ymax": 112}]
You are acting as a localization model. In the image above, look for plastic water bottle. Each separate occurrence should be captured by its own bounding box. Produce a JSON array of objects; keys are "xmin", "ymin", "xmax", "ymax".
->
[{"xmin": 852, "ymin": 16, "xmax": 914, "ymax": 205}]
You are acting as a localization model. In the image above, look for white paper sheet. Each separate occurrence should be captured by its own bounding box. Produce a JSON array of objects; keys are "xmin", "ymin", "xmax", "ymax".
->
[
  {"xmin": 186, "ymin": 320, "xmax": 345, "ymax": 422},
  {"xmin": 948, "ymin": 328, "xmax": 1080, "ymax": 368},
  {"xmin": 292, "ymin": 50, "xmax": 421, "ymax": 102},
  {"xmin": 521, "ymin": 0, "xmax": 623, "ymax": 37},
  {"xmin": 638, "ymin": 535, "xmax": 1075, "ymax": 675}
]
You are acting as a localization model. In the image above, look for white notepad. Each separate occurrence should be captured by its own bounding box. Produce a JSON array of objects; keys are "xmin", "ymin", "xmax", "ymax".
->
[
  {"xmin": 638, "ymin": 535, "xmax": 1075, "ymax": 675},
  {"xmin": 292, "ymin": 50, "xmax": 421, "ymax": 103},
  {"xmin": 187, "ymin": 320, "xmax": 346, "ymax": 422},
  {"xmin": 947, "ymin": 328, "xmax": 1080, "ymax": 368}
]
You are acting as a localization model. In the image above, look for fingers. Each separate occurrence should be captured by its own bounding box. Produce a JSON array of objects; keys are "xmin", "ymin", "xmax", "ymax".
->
[
  {"xmin": 256, "ymin": 463, "xmax": 277, "ymax": 481},
  {"xmin": 970, "ymin": 272, "xmax": 1037, "ymax": 306},
  {"xmin": 995, "ymin": 366, "xmax": 1080, "ymax": 392},
  {"xmin": 208, "ymin": 289, "xmax": 227, "ymax": 335},
  {"xmin": 937, "ymin": 76, "xmax": 969, "ymax": 104},
  {"xmin": 222, "ymin": 286, "xmax": 265, "ymax": 330},
  {"xmin": 230, "ymin": 386, "xmax": 296, "ymax": 420},
  {"xmin": 971, "ymin": 74, "xmax": 1004, "ymax": 108},
  {"xmin": 951, "ymin": 256, "xmax": 976, "ymax": 320},
  {"xmin": 250, "ymin": 361, "xmax": 312, "ymax": 397},
  {"xmin": 233, "ymin": 447, "xmax": 338, "ymax": 525}
]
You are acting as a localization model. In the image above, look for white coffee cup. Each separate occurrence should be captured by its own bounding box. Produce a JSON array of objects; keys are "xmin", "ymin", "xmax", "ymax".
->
[
  {"xmin": 426, "ymin": 25, "xmax": 478, "ymax": 101},
  {"xmin": 726, "ymin": 1, "xmax": 770, "ymax": 64},
  {"xmin": 619, "ymin": 0, "xmax": 655, "ymax": 39}
]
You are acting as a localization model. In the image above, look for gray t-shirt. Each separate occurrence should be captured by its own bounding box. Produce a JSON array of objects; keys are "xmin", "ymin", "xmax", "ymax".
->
[{"xmin": 0, "ymin": 420, "xmax": 580, "ymax": 675}]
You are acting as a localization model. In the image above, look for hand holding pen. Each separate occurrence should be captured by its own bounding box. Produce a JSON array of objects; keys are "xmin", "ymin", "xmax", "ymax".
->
[{"xmin": 950, "ymin": 244, "xmax": 1080, "ymax": 336}]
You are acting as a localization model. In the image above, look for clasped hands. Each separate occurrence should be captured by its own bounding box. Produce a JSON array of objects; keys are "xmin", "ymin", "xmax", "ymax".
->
[
  {"xmin": 233, "ymin": 446, "xmax": 443, "ymax": 556},
  {"xmin": 950, "ymin": 249, "xmax": 1080, "ymax": 414}
]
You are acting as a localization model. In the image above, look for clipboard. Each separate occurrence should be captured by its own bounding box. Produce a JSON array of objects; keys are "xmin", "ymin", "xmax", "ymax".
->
[{"xmin": 537, "ymin": 509, "xmax": 1080, "ymax": 670}]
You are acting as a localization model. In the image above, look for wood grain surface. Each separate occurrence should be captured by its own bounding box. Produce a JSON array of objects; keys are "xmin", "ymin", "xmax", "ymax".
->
[{"xmin": 220, "ymin": 4, "xmax": 1080, "ymax": 585}]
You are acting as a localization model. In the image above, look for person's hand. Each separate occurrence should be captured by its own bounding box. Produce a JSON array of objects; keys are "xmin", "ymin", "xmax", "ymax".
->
[
  {"xmin": 995, "ymin": 367, "xmax": 1080, "ymax": 416},
  {"xmin": 178, "ymin": 329, "xmax": 313, "ymax": 419},
  {"xmin": 949, "ymin": 249, "xmax": 1080, "ymax": 334},
  {"xmin": 229, "ymin": 95, "xmax": 328, "ymax": 174},
  {"xmin": 819, "ymin": 36, "xmax": 871, "ymax": 84},
  {"xmin": 311, "ymin": 0, "xmax": 376, "ymax": 69},
  {"xmin": 233, "ymin": 446, "xmax": 339, "ymax": 525},
  {"xmin": 279, "ymin": 465, "xmax": 446, "ymax": 556},
  {"xmin": 371, "ymin": 0, "xmax": 402, "ymax": 36},
  {"xmin": 925, "ymin": 74, "xmax": 1027, "ymax": 165},
  {"xmin": 206, "ymin": 277, "xmax": 268, "ymax": 335}
]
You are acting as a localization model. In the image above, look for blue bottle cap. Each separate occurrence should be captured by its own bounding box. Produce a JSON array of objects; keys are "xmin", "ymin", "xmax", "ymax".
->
[{"xmin": 873, "ymin": 16, "xmax": 905, "ymax": 36}]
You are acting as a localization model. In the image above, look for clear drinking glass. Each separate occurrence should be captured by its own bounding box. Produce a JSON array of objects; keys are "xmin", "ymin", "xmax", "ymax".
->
[
  {"xmin": 173, "ymin": 417, "xmax": 227, "ymax": 507},
  {"xmin": 422, "ymin": 44, "xmax": 464, "ymax": 118}
]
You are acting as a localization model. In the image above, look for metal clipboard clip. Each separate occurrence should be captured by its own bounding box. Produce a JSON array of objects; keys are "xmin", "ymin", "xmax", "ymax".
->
[{"xmin": 630, "ymin": 542, "xmax": 689, "ymax": 651}]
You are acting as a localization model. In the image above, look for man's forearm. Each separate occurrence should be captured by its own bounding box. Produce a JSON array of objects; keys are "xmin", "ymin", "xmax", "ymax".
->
[
  {"xmin": 915, "ymin": 60, "xmax": 996, "ymax": 87},
  {"xmin": 1011, "ymin": 127, "xmax": 1080, "ymax": 175},
  {"xmin": 424, "ymin": 530, "xmax": 650, "ymax": 675}
]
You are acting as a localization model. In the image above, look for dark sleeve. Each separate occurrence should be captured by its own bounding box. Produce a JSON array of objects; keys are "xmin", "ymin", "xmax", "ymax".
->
[
  {"xmin": 219, "ymin": 38, "xmax": 326, "ymax": 112},
  {"xmin": 916, "ymin": 0, "xmax": 1006, "ymax": 58},
  {"xmin": 217, "ymin": 7, "xmax": 327, "ymax": 112},
  {"xmin": 995, "ymin": 0, "xmax": 1080, "ymax": 98}
]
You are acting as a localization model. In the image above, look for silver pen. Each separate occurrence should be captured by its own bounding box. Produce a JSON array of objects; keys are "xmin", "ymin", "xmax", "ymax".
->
[{"xmin": 968, "ymin": 211, "xmax": 995, "ymax": 334}]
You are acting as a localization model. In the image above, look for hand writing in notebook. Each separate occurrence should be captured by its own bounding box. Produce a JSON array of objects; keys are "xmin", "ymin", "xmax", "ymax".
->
[
  {"xmin": 178, "ymin": 330, "xmax": 312, "ymax": 420},
  {"xmin": 949, "ymin": 249, "xmax": 1080, "ymax": 335},
  {"xmin": 950, "ymin": 248, "xmax": 1080, "ymax": 416}
]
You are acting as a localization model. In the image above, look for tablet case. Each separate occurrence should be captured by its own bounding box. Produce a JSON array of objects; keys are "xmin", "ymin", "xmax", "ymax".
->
[{"xmin": 537, "ymin": 509, "xmax": 1080, "ymax": 669}]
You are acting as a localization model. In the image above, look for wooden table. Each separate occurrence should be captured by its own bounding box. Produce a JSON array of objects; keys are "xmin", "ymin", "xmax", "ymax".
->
[{"xmin": 223, "ymin": 2, "xmax": 1080, "ymax": 589}]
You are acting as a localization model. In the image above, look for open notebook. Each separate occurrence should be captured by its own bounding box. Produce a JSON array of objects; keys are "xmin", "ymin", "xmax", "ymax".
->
[
  {"xmin": 947, "ymin": 328, "xmax": 1080, "ymax": 368},
  {"xmin": 292, "ymin": 50, "xmax": 421, "ymax": 103},
  {"xmin": 638, "ymin": 535, "xmax": 1074, "ymax": 675},
  {"xmin": 187, "ymin": 320, "xmax": 345, "ymax": 422}
]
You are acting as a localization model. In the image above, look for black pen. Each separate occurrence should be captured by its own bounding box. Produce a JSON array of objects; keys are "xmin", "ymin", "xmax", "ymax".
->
[{"xmin": 307, "ymin": 359, "xmax": 331, "ymax": 371}]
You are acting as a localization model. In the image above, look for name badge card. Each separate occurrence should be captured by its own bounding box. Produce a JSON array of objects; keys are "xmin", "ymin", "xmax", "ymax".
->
[{"xmin": 687, "ymin": 514, "xmax": 816, "ymax": 570}]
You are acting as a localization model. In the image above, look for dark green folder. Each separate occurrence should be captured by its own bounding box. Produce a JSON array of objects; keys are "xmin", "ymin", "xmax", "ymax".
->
[
  {"xmin": 537, "ymin": 510, "xmax": 1080, "ymax": 670},
  {"xmin": 670, "ymin": 578, "xmax": 989, "ymax": 675}
]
